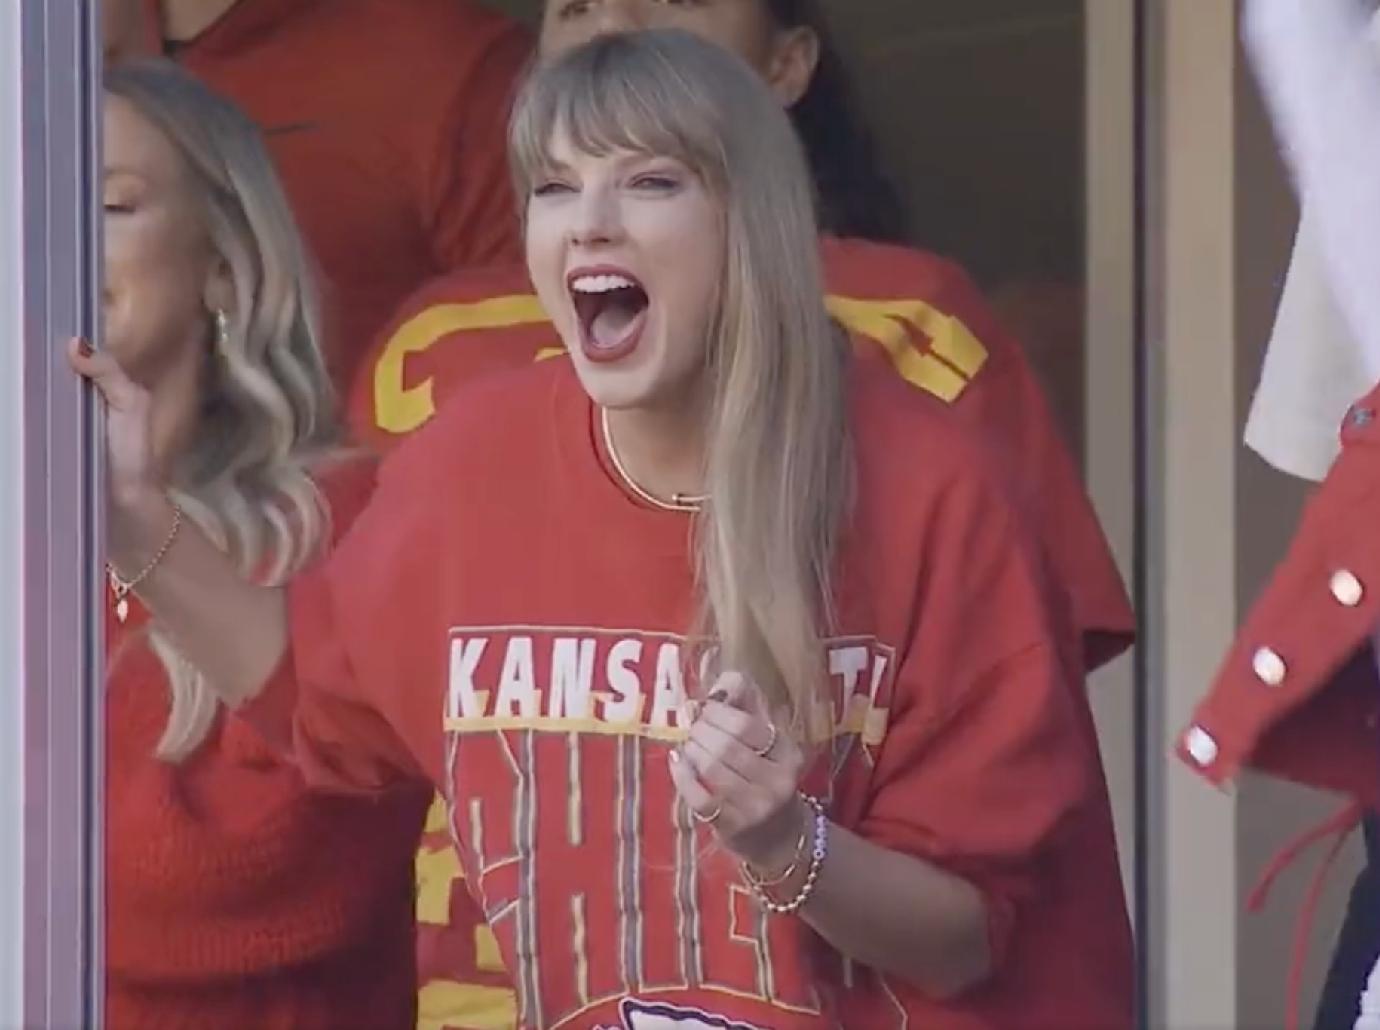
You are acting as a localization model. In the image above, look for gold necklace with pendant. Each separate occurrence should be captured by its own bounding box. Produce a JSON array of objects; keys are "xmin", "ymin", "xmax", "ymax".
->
[
  {"xmin": 106, "ymin": 503, "xmax": 185, "ymax": 624},
  {"xmin": 108, "ymin": 568, "xmax": 133, "ymax": 623}
]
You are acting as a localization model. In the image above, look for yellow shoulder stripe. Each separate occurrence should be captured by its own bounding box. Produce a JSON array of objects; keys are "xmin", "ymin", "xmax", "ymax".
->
[
  {"xmin": 374, "ymin": 292, "xmax": 989, "ymax": 434},
  {"xmin": 374, "ymin": 295, "xmax": 548, "ymax": 434},
  {"xmin": 825, "ymin": 296, "xmax": 988, "ymax": 402}
]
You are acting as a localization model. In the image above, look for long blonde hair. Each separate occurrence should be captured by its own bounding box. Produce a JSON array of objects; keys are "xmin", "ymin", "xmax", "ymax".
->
[
  {"xmin": 510, "ymin": 31, "xmax": 853, "ymax": 739},
  {"xmin": 106, "ymin": 61, "xmax": 338, "ymax": 760}
]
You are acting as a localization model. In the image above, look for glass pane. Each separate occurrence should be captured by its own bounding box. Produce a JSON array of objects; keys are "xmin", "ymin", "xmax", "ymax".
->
[{"xmin": 6, "ymin": 0, "xmax": 104, "ymax": 1025}]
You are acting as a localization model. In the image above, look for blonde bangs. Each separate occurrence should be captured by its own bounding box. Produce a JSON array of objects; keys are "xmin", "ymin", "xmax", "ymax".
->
[{"xmin": 510, "ymin": 34, "xmax": 729, "ymax": 201}]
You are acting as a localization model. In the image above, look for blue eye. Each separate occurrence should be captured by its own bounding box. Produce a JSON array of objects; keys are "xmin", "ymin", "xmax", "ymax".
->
[{"xmin": 532, "ymin": 181, "xmax": 575, "ymax": 198}]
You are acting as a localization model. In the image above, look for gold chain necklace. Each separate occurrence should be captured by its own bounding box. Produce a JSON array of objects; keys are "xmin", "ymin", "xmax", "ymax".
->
[{"xmin": 599, "ymin": 407, "xmax": 706, "ymax": 513}]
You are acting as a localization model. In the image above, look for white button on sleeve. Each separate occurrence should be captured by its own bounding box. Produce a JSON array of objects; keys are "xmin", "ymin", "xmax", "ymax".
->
[
  {"xmin": 1252, "ymin": 647, "xmax": 1288, "ymax": 686},
  {"xmin": 1185, "ymin": 726, "xmax": 1219, "ymax": 767},
  {"xmin": 1330, "ymin": 569, "xmax": 1364, "ymax": 607}
]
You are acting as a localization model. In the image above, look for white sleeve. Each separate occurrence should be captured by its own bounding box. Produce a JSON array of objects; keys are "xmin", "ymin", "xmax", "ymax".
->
[
  {"xmin": 1244, "ymin": 218, "xmax": 1372, "ymax": 481},
  {"xmin": 1243, "ymin": 0, "xmax": 1380, "ymax": 387}
]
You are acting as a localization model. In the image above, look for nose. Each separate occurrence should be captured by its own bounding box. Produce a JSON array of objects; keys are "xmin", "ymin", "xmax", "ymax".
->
[{"xmin": 569, "ymin": 185, "xmax": 623, "ymax": 249}]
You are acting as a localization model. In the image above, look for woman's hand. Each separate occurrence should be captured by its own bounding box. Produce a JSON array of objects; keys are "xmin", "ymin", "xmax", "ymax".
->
[
  {"xmin": 67, "ymin": 336, "xmax": 161, "ymax": 508},
  {"xmin": 667, "ymin": 671, "xmax": 808, "ymax": 875}
]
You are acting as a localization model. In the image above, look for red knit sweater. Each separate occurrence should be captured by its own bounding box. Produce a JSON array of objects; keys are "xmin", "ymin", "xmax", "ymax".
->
[{"xmin": 104, "ymin": 583, "xmax": 430, "ymax": 1028}]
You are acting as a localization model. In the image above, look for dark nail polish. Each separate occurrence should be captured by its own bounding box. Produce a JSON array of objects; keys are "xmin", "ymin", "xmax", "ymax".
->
[{"xmin": 77, "ymin": 338, "xmax": 93, "ymax": 357}]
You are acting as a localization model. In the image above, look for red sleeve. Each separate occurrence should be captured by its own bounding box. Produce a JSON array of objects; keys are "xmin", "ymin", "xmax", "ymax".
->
[
  {"xmin": 424, "ymin": 13, "xmax": 532, "ymax": 269},
  {"xmin": 931, "ymin": 266, "xmax": 1133, "ymax": 672},
  {"xmin": 237, "ymin": 454, "xmax": 439, "ymax": 795},
  {"xmin": 859, "ymin": 459, "xmax": 1091, "ymax": 971},
  {"xmin": 822, "ymin": 239, "xmax": 1134, "ymax": 671}
]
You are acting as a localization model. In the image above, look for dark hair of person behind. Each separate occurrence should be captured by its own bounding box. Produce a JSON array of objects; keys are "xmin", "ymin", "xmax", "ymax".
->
[{"xmin": 766, "ymin": 0, "xmax": 910, "ymax": 244}]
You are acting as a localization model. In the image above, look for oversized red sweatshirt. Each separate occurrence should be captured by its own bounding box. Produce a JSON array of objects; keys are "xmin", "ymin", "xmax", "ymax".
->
[
  {"xmin": 250, "ymin": 356, "xmax": 1133, "ymax": 1028},
  {"xmin": 134, "ymin": 0, "xmax": 531, "ymax": 394}
]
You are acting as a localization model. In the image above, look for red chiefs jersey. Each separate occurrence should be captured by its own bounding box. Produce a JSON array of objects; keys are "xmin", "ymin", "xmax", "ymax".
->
[{"xmin": 251, "ymin": 357, "xmax": 1131, "ymax": 1028}]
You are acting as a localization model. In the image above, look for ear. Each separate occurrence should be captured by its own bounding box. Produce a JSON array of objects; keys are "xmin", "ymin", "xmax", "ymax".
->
[
  {"xmin": 762, "ymin": 26, "xmax": 820, "ymax": 108},
  {"xmin": 201, "ymin": 256, "xmax": 234, "ymax": 322}
]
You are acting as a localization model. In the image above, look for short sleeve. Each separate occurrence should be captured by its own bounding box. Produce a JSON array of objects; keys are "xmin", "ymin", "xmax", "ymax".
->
[{"xmin": 857, "ymin": 459, "xmax": 1092, "ymax": 967}]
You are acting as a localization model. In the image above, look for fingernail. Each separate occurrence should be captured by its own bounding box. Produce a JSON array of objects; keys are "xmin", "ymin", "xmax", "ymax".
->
[
  {"xmin": 668, "ymin": 749, "xmax": 681, "ymax": 765},
  {"xmin": 76, "ymin": 338, "xmax": 93, "ymax": 357}
]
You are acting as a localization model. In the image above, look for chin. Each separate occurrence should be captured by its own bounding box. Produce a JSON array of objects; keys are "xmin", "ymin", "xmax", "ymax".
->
[{"xmin": 568, "ymin": 361, "xmax": 656, "ymax": 411}]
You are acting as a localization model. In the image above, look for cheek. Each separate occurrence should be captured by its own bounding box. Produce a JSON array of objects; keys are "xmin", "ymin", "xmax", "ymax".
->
[
  {"xmin": 523, "ymin": 208, "xmax": 570, "ymax": 324},
  {"xmin": 537, "ymin": 21, "xmax": 592, "ymax": 59},
  {"xmin": 645, "ymin": 201, "xmax": 723, "ymax": 320},
  {"xmin": 102, "ymin": 220, "xmax": 210, "ymax": 376},
  {"xmin": 105, "ymin": 214, "xmax": 207, "ymax": 295}
]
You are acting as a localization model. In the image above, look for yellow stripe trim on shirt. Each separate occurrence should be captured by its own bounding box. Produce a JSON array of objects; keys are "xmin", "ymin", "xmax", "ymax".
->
[
  {"xmin": 374, "ymin": 293, "xmax": 990, "ymax": 434},
  {"xmin": 375, "ymin": 294, "xmax": 549, "ymax": 434}
]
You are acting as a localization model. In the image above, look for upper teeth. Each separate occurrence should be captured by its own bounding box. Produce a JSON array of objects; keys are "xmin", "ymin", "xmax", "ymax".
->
[{"xmin": 572, "ymin": 273, "xmax": 637, "ymax": 294}]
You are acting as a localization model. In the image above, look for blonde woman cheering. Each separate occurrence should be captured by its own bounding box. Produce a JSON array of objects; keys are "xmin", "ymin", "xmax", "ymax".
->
[{"xmin": 88, "ymin": 61, "xmax": 427, "ymax": 1029}]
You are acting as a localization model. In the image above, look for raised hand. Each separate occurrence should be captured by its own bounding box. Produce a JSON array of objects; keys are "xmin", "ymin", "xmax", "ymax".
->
[
  {"xmin": 67, "ymin": 336, "xmax": 161, "ymax": 506},
  {"xmin": 667, "ymin": 671, "xmax": 808, "ymax": 877}
]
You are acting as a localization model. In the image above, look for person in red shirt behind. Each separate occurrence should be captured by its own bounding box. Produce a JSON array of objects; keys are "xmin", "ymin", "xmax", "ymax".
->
[
  {"xmin": 91, "ymin": 61, "xmax": 429, "ymax": 1028},
  {"xmin": 103, "ymin": 0, "xmax": 532, "ymax": 396},
  {"xmin": 85, "ymin": 30, "xmax": 1133, "ymax": 1028}
]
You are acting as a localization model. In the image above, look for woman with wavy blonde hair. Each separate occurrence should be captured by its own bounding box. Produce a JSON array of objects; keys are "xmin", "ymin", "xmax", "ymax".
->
[
  {"xmin": 85, "ymin": 33, "xmax": 1127, "ymax": 1027},
  {"xmin": 85, "ymin": 61, "xmax": 427, "ymax": 1029}
]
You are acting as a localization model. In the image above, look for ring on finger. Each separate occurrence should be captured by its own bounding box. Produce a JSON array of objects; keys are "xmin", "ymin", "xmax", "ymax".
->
[
  {"xmin": 752, "ymin": 722, "xmax": 779, "ymax": 759},
  {"xmin": 692, "ymin": 804, "xmax": 723, "ymax": 824}
]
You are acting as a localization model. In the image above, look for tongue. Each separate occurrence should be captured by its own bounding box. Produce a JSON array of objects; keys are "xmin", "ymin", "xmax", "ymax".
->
[{"xmin": 590, "ymin": 291, "xmax": 645, "ymax": 349}]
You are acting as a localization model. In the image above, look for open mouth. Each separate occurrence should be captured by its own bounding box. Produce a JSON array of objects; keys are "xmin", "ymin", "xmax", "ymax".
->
[{"xmin": 568, "ymin": 269, "xmax": 650, "ymax": 363}]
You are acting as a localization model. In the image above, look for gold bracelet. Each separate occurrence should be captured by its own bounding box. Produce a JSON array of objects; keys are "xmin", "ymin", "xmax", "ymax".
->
[
  {"xmin": 108, "ymin": 502, "xmax": 183, "ymax": 622},
  {"xmin": 751, "ymin": 794, "xmax": 828, "ymax": 916},
  {"xmin": 741, "ymin": 814, "xmax": 809, "ymax": 889}
]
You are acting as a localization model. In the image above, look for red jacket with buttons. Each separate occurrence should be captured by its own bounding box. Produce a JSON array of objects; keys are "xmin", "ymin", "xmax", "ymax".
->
[{"xmin": 1180, "ymin": 386, "xmax": 1380, "ymax": 806}]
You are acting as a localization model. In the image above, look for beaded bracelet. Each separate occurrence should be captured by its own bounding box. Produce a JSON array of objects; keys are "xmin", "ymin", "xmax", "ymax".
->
[{"xmin": 751, "ymin": 793, "xmax": 828, "ymax": 915}]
